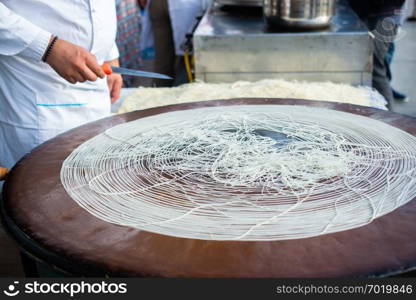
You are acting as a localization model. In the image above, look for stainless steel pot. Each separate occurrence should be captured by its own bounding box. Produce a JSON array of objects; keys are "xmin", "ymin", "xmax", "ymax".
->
[
  {"xmin": 215, "ymin": 0, "xmax": 263, "ymax": 6},
  {"xmin": 264, "ymin": 0, "xmax": 336, "ymax": 29}
]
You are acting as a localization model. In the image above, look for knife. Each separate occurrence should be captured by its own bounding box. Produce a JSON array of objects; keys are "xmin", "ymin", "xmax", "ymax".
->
[{"xmin": 101, "ymin": 63, "xmax": 172, "ymax": 80}]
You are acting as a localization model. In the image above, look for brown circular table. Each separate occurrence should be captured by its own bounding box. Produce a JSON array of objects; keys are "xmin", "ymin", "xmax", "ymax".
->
[{"xmin": 2, "ymin": 98, "xmax": 416, "ymax": 277}]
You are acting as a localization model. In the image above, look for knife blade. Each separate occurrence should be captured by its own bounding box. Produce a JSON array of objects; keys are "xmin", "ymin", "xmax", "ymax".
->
[{"xmin": 102, "ymin": 63, "xmax": 172, "ymax": 80}]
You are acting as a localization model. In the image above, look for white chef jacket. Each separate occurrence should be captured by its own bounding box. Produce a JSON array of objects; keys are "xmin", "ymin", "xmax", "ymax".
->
[{"xmin": 0, "ymin": 0, "xmax": 119, "ymax": 169}]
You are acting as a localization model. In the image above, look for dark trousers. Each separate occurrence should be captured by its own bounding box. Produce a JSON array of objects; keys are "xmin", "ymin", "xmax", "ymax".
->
[
  {"xmin": 365, "ymin": 16, "xmax": 399, "ymax": 109},
  {"xmin": 149, "ymin": 0, "xmax": 187, "ymax": 87}
]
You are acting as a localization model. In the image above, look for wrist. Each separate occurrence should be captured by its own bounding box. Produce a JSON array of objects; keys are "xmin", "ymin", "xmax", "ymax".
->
[{"xmin": 42, "ymin": 35, "xmax": 59, "ymax": 63}]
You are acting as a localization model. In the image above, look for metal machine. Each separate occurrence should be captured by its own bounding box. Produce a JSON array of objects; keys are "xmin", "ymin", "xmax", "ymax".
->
[{"xmin": 194, "ymin": 0, "xmax": 372, "ymax": 85}]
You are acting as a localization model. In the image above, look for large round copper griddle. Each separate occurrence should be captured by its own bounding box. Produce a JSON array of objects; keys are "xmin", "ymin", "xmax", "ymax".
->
[{"xmin": 2, "ymin": 98, "xmax": 416, "ymax": 277}]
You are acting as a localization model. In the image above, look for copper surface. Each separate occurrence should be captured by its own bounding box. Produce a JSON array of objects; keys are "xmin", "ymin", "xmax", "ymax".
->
[{"xmin": 3, "ymin": 98, "xmax": 416, "ymax": 277}]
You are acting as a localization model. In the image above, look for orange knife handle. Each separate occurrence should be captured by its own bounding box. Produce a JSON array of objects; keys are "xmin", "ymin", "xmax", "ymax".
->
[
  {"xmin": 102, "ymin": 63, "xmax": 113, "ymax": 75},
  {"xmin": 0, "ymin": 167, "xmax": 8, "ymax": 181}
]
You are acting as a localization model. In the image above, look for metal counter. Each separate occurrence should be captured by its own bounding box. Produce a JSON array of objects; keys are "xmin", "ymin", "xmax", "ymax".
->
[{"xmin": 194, "ymin": 1, "xmax": 372, "ymax": 84}]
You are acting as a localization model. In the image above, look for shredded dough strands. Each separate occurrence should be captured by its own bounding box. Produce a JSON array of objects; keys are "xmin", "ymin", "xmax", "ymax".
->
[
  {"xmin": 117, "ymin": 80, "xmax": 387, "ymax": 113},
  {"xmin": 61, "ymin": 105, "xmax": 416, "ymax": 241}
]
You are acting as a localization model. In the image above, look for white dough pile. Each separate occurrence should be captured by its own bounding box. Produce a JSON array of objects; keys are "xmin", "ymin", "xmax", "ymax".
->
[
  {"xmin": 118, "ymin": 79, "xmax": 387, "ymax": 113},
  {"xmin": 61, "ymin": 105, "xmax": 416, "ymax": 241}
]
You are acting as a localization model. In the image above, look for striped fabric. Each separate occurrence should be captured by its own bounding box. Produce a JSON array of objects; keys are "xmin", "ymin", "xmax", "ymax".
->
[{"xmin": 116, "ymin": 0, "xmax": 142, "ymax": 87}]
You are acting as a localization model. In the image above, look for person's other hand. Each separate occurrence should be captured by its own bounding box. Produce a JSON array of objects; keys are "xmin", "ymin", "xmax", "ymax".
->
[
  {"xmin": 138, "ymin": 0, "xmax": 147, "ymax": 9},
  {"xmin": 105, "ymin": 59, "xmax": 123, "ymax": 104},
  {"xmin": 46, "ymin": 38, "xmax": 106, "ymax": 84}
]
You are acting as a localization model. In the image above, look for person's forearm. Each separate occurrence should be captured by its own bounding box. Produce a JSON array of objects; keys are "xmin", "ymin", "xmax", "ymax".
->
[
  {"xmin": 1, "ymin": 3, "xmax": 112, "ymax": 85},
  {"xmin": 46, "ymin": 38, "xmax": 106, "ymax": 84}
]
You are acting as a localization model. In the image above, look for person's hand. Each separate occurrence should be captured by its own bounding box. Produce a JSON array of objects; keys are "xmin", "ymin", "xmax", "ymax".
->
[
  {"xmin": 138, "ymin": 0, "xmax": 147, "ymax": 9},
  {"xmin": 105, "ymin": 59, "xmax": 123, "ymax": 104},
  {"xmin": 46, "ymin": 38, "xmax": 106, "ymax": 84}
]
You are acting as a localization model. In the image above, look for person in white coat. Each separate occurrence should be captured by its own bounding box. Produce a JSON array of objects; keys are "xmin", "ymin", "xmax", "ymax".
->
[{"xmin": 0, "ymin": 0, "xmax": 123, "ymax": 170}]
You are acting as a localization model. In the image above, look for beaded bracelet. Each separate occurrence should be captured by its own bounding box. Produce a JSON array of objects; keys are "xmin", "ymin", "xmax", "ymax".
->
[{"xmin": 42, "ymin": 36, "xmax": 58, "ymax": 62}]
